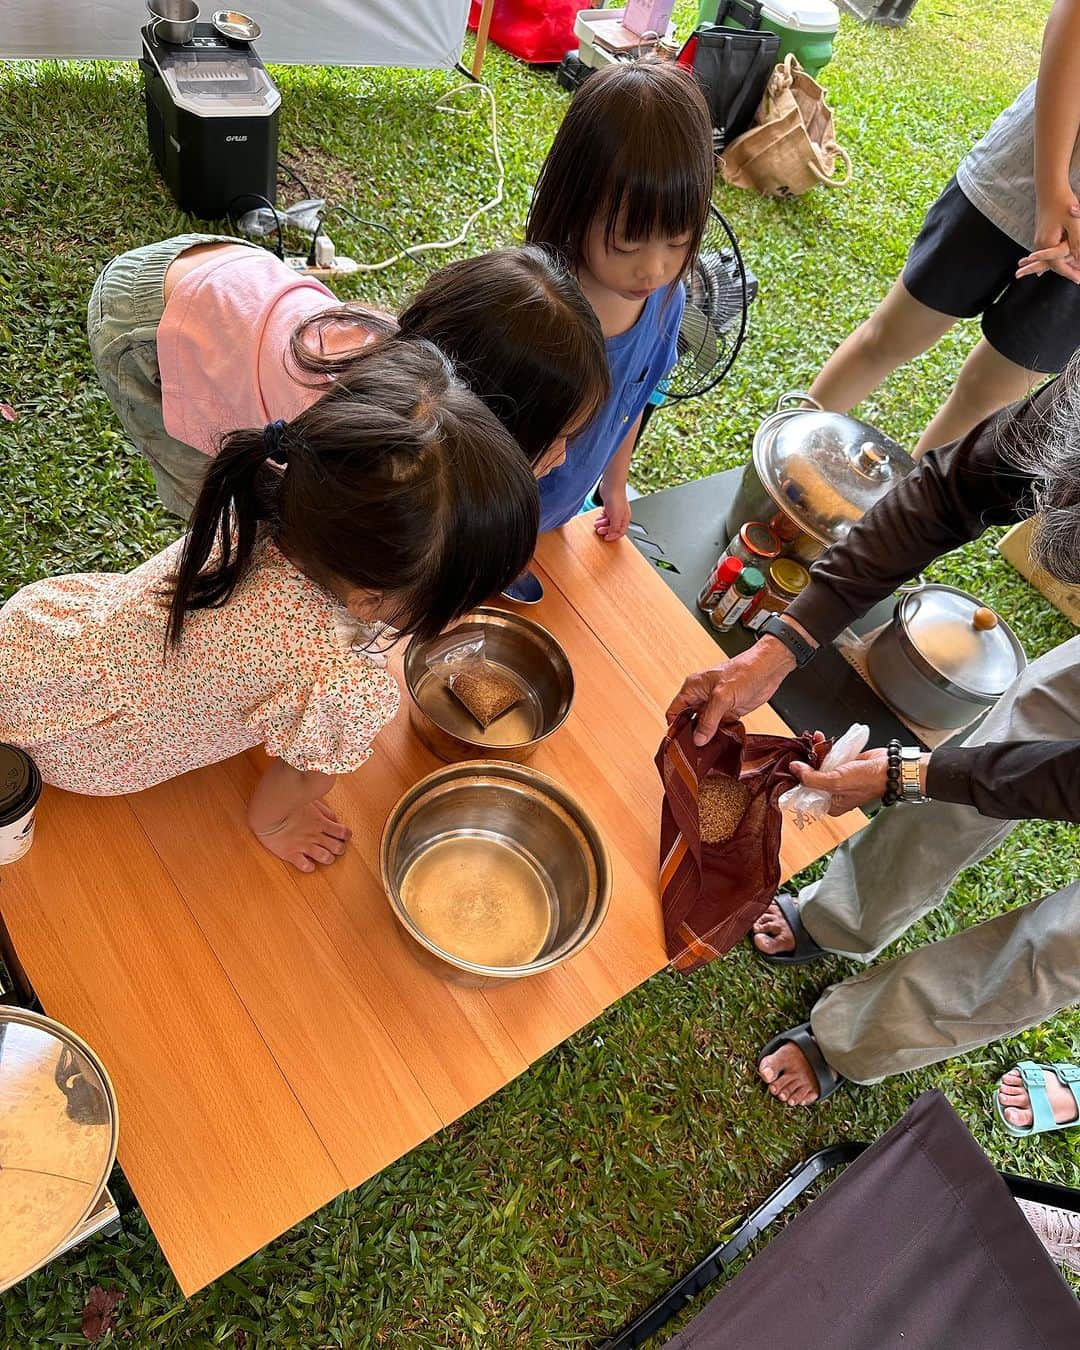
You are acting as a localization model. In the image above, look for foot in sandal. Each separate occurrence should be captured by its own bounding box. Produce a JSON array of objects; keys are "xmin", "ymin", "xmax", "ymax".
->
[
  {"xmin": 758, "ymin": 1022, "xmax": 842, "ymax": 1105},
  {"xmin": 997, "ymin": 1062, "xmax": 1080, "ymax": 1136},
  {"xmin": 751, "ymin": 893, "xmax": 826, "ymax": 965}
]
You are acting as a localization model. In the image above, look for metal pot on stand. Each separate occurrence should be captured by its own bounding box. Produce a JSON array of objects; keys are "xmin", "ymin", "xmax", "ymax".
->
[
  {"xmin": 866, "ymin": 585, "xmax": 1027, "ymax": 730},
  {"xmin": 726, "ymin": 392, "xmax": 915, "ymax": 565}
]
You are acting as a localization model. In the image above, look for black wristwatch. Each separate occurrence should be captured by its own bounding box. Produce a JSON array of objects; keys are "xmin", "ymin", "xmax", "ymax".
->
[{"xmin": 758, "ymin": 613, "xmax": 817, "ymax": 668}]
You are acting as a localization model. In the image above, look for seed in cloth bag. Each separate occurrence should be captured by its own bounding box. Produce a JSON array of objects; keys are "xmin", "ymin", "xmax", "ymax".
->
[{"xmin": 655, "ymin": 712, "xmax": 824, "ymax": 973}]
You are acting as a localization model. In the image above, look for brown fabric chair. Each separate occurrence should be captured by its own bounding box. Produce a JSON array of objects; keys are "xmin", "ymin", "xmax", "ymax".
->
[{"xmin": 601, "ymin": 1091, "xmax": 1080, "ymax": 1349}]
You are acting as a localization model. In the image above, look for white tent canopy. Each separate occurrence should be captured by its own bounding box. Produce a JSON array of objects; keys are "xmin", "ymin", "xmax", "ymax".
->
[{"xmin": 1, "ymin": 0, "xmax": 473, "ymax": 68}]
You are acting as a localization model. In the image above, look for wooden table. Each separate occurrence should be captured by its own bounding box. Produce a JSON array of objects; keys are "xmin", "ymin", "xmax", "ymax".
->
[{"xmin": 0, "ymin": 518, "xmax": 863, "ymax": 1295}]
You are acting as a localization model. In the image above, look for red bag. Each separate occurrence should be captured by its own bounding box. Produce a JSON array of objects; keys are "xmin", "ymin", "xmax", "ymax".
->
[
  {"xmin": 468, "ymin": 0, "xmax": 588, "ymax": 65},
  {"xmin": 656, "ymin": 713, "xmax": 823, "ymax": 973}
]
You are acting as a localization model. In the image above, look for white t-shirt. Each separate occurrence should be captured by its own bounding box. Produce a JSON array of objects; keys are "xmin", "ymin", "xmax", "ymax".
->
[{"xmin": 956, "ymin": 81, "xmax": 1080, "ymax": 251}]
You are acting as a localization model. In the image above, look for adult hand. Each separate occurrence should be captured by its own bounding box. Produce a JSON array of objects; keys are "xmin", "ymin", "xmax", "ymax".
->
[
  {"xmin": 666, "ymin": 636, "xmax": 797, "ymax": 746},
  {"xmin": 253, "ymin": 798, "xmax": 351, "ymax": 872},
  {"xmin": 595, "ymin": 487, "xmax": 632, "ymax": 542},
  {"xmin": 789, "ymin": 749, "xmax": 892, "ymax": 814},
  {"xmin": 1018, "ymin": 192, "xmax": 1080, "ymax": 282}
]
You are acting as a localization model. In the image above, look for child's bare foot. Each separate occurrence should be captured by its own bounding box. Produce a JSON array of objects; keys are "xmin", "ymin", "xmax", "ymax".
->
[
  {"xmin": 998, "ymin": 1066, "xmax": 1080, "ymax": 1131},
  {"xmin": 254, "ymin": 800, "xmax": 351, "ymax": 873}
]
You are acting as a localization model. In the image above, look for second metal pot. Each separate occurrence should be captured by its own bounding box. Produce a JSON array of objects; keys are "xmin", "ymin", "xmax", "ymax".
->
[
  {"xmin": 726, "ymin": 392, "xmax": 914, "ymax": 565},
  {"xmin": 867, "ymin": 585, "xmax": 1027, "ymax": 730}
]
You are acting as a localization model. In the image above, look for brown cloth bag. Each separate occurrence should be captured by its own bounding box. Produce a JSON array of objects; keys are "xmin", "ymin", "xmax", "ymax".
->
[
  {"xmin": 720, "ymin": 53, "xmax": 852, "ymax": 198},
  {"xmin": 655, "ymin": 713, "xmax": 822, "ymax": 973}
]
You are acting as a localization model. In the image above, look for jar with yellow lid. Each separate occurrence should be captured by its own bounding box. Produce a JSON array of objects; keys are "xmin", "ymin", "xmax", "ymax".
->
[{"xmin": 742, "ymin": 558, "xmax": 811, "ymax": 632}]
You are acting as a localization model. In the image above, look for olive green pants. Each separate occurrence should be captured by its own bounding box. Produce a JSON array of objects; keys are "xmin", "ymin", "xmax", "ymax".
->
[
  {"xmin": 86, "ymin": 233, "xmax": 252, "ymax": 518},
  {"xmin": 800, "ymin": 634, "xmax": 1080, "ymax": 1084}
]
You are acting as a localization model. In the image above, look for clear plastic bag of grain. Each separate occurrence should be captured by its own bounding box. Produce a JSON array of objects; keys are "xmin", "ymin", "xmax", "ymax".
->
[{"xmin": 424, "ymin": 627, "xmax": 524, "ymax": 730}]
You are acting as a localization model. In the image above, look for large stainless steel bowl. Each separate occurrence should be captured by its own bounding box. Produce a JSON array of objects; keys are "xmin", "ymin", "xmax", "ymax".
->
[
  {"xmin": 404, "ymin": 607, "xmax": 574, "ymax": 763},
  {"xmin": 381, "ymin": 762, "xmax": 610, "ymax": 987}
]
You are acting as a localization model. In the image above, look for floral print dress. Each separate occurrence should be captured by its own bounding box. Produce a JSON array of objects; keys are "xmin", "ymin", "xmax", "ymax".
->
[{"xmin": 0, "ymin": 533, "xmax": 400, "ymax": 795}]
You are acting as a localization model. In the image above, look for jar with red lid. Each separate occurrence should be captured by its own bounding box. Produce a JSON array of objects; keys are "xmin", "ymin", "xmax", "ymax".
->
[{"xmin": 722, "ymin": 521, "xmax": 781, "ymax": 570}]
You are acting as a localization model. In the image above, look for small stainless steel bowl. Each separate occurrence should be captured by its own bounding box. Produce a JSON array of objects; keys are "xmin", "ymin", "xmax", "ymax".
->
[
  {"xmin": 212, "ymin": 8, "xmax": 262, "ymax": 40},
  {"xmin": 404, "ymin": 607, "xmax": 574, "ymax": 763},
  {"xmin": 381, "ymin": 761, "xmax": 611, "ymax": 987}
]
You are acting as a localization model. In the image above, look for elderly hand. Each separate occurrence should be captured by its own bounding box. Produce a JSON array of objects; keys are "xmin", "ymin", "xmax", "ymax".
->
[
  {"xmin": 789, "ymin": 747, "xmax": 929, "ymax": 814},
  {"xmin": 666, "ymin": 636, "xmax": 798, "ymax": 745}
]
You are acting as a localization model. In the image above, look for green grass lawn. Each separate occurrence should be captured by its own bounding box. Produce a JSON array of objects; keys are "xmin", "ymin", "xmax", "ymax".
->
[{"xmin": 2, "ymin": 2, "xmax": 1079, "ymax": 1344}]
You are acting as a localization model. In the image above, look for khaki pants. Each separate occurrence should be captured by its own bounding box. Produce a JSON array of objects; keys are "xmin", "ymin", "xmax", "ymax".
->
[
  {"xmin": 800, "ymin": 634, "xmax": 1080, "ymax": 1084},
  {"xmin": 87, "ymin": 233, "xmax": 252, "ymax": 518}
]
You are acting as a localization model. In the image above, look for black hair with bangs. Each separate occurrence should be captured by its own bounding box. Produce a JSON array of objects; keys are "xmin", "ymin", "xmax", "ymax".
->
[{"xmin": 526, "ymin": 62, "xmax": 714, "ymax": 276}]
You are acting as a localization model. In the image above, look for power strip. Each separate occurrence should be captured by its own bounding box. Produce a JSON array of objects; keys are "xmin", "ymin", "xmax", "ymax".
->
[{"xmin": 283, "ymin": 254, "xmax": 359, "ymax": 277}]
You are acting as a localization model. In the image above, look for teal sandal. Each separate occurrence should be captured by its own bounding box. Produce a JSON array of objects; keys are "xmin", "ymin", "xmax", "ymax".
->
[{"xmin": 996, "ymin": 1061, "xmax": 1080, "ymax": 1138}]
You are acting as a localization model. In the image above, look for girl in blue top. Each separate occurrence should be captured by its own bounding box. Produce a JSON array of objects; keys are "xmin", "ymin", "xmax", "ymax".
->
[{"xmin": 525, "ymin": 61, "xmax": 715, "ymax": 540}]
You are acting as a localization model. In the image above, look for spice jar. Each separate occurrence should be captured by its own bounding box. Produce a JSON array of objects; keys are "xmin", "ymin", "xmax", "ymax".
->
[
  {"xmin": 722, "ymin": 522, "xmax": 781, "ymax": 570},
  {"xmin": 710, "ymin": 567, "xmax": 765, "ymax": 632},
  {"xmin": 743, "ymin": 558, "xmax": 811, "ymax": 632},
  {"xmin": 697, "ymin": 555, "xmax": 744, "ymax": 613}
]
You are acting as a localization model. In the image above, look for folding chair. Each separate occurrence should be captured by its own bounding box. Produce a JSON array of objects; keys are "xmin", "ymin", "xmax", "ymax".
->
[{"xmin": 599, "ymin": 1090, "xmax": 1080, "ymax": 1349}]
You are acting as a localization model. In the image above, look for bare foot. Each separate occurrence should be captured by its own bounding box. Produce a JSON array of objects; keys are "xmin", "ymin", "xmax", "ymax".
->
[
  {"xmin": 752, "ymin": 898, "xmax": 796, "ymax": 956},
  {"xmin": 998, "ymin": 1067, "xmax": 1080, "ymax": 1131},
  {"xmin": 758, "ymin": 1040, "xmax": 826, "ymax": 1106}
]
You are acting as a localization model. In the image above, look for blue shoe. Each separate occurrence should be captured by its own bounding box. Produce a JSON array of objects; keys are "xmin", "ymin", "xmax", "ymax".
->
[{"xmin": 501, "ymin": 570, "xmax": 544, "ymax": 604}]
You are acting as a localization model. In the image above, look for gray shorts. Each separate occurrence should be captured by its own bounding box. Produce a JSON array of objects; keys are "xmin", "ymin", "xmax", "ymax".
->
[{"xmin": 87, "ymin": 233, "xmax": 255, "ymax": 518}]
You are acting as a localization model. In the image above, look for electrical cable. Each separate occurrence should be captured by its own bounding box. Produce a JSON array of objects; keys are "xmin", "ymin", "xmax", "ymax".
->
[
  {"xmin": 330, "ymin": 81, "xmax": 504, "ymax": 274},
  {"xmin": 321, "ymin": 206, "xmax": 417, "ymax": 266},
  {"xmin": 227, "ymin": 192, "xmax": 284, "ymax": 260},
  {"xmin": 277, "ymin": 159, "xmax": 313, "ymax": 199}
]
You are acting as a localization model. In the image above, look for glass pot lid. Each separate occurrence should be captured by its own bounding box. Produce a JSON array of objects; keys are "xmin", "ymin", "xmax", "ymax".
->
[
  {"xmin": 753, "ymin": 409, "xmax": 913, "ymax": 545},
  {"xmin": 898, "ymin": 585, "xmax": 1024, "ymax": 698},
  {"xmin": 0, "ymin": 1009, "xmax": 118, "ymax": 1293}
]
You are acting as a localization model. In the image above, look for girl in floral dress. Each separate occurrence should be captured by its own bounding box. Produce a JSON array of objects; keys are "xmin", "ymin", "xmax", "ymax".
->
[{"xmin": 0, "ymin": 341, "xmax": 537, "ymax": 872}]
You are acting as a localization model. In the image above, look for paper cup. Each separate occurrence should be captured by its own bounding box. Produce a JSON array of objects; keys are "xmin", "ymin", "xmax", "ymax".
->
[{"xmin": 0, "ymin": 745, "xmax": 42, "ymax": 864}]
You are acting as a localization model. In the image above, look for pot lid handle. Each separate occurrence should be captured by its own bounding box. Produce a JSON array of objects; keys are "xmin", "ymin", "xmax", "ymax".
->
[
  {"xmin": 973, "ymin": 607, "xmax": 999, "ymax": 631},
  {"xmin": 851, "ymin": 441, "xmax": 893, "ymax": 479}
]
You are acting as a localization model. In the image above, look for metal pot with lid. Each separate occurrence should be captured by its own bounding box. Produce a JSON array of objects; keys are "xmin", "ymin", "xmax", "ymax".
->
[
  {"xmin": 726, "ymin": 392, "xmax": 915, "ymax": 565},
  {"xmin": 867, "ymin": 584, "xmax": 1027, "ymax": 731}
]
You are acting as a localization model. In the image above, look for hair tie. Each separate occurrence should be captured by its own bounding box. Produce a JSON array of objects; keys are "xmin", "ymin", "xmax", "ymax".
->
[{"xmin": 263, "ymin": 419, "xmax": 288, "ymax": 465}]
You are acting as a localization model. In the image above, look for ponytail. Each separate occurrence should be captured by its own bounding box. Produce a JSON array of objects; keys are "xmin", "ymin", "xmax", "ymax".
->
[{"xmin": 165, "ymin": 424, "xmax": 279, "ymax": 648}]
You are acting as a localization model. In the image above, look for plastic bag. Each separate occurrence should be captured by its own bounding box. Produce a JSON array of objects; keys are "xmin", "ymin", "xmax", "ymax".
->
[
  {"xmin": 424, "ymin": 628, "xmax": 522, "ymax": 729},
  {"xmin": 779, "ymin": 722, "xmax": 869, "ymax": 828}
]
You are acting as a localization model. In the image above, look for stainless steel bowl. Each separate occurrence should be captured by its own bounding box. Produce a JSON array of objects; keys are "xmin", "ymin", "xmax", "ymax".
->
[
  {"xmin": 404, "ymin": 607, "xmax": 574, "ymax": 763},
  {"xmin": 212, "ymin": 9, "xmax": 262, "ymax": 41},
  {"xmin": 381, "ymin": 762, "xmax": 611, "ymax": 987},
  {"xmin": 147, "ymin": 0, "xmax": 199, "ymax": 44}
]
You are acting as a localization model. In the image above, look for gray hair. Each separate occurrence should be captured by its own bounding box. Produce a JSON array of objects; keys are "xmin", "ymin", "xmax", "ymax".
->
[{"xmin": 1007, "ymin": 352, "xmax": 1080, "ymax": 587}]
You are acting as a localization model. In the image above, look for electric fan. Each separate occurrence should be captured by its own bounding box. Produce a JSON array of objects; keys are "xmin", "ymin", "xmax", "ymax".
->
[{"xmin": 665, "ymin": 202, "xmax": 755, "ymax": 401}]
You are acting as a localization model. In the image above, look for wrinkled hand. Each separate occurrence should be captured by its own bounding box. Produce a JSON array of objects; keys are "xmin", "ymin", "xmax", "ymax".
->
[
  {"xmin": 253, "ymin": 798, "xmax": 351, "ymax": 872},
  {"xmin": 1016, "ymin": 192, "xmax": 1080, "ymax": 283},
  {"xmin": 595, "ymin": 487, "xmax": 632, "ymax": 542},
  {"xmin": 666, "ymin": 638, "xmax": 797, "ymax": 746},
  {"xmin": 789, "ymin": 748, "xmax": 888, "ymax": 814}
]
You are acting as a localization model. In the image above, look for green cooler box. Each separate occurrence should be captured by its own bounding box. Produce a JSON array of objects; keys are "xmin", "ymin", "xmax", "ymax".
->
[{"xmin": 698, "ymin": 0, "xmax": 839, "ymax": 78}]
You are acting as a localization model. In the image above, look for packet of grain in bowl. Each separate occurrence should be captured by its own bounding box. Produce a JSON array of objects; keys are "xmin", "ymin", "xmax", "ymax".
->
[{"xmin": 424, "ymin": 627, "xmax": 524, "ymax": 730}]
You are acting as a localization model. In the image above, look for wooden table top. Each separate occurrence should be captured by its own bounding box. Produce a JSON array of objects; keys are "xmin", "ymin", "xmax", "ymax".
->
[{"xmin": 0, "ymin": 517, "xmax": 864, "ymax": 1295}]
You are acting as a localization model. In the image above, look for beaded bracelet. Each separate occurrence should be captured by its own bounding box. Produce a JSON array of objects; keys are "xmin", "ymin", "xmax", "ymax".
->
[{"xmin": 883, "ymin": 738, "xmax": 902, "ymax": 806}]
